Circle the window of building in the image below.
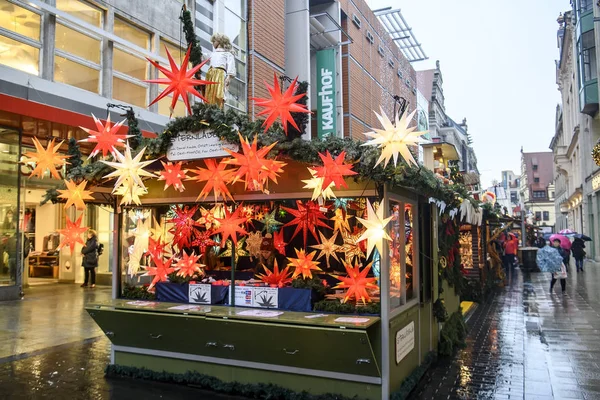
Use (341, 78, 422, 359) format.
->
(579, 0, 593, 14)
(580, 30, 597, 83)
(543, 211, 549, 221)
(533, 191, 546, 198)
(222, 3, 247, 112)
(389, 200, 418, 311)
(534, 177, 540, 183)
(366, 31, 374, 44)
(532, 165, 538, 171)
(56, 0, 102, 26)
(114, 17, 150, 49)
(535, 211, 541, 221)
(0, 0, 41, 75)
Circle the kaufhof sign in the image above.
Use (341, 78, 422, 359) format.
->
(316, 48, 337, 139)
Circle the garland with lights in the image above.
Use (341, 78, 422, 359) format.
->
(593, 139, 600, 167)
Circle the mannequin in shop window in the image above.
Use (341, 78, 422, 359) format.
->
(81, 229, 99, 288)
(204, 33, 236, 108)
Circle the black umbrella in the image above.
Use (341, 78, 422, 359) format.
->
(574, 233, 592, 241)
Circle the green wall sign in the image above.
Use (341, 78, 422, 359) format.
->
(316, 48, 337, 139)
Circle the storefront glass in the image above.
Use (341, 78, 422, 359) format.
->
(0, 128, 20, 287)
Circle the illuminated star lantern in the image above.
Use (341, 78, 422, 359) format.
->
(169, 205, 201, 250)
(150, 217, 173, 243)
(102, 145, 155, 204)
(334, 261, 379, 305)
(79, 114, 130, 158)
(114, 180, 148, 206)
(174, 251, 205, 278)
(57, 179, 94, 210)
(23, 137, 69, 179)
(222, 133, 282, 192)
(333, 198, 351, 213)
(357, 200, 393, 257)
(331, 208, 352, 234)
(256, 259, 293, 287)
(145, 237, 166, 261)
(214, 206, 247, 248)
(245, 231, 263, 259)
(57, 214, 87, 252)
(282, 200, 331, 247)
(191, 230, 217, 255)
(339, 229, 366, 264)
(145, 45, 215, 115)
(251, 73, 311, 135)
(313, 150, 357, 190)
(273, 229, 287, 255)
(261, 209, 283, 233)
(302, 168, 336, 201)
(198, 205, 222, 230)
(187, 159, 235, 202)
(144, 257, 175, 290)
(310, 231, 341, 269)
(156, 161, 187, 192)
(287, 248, 322, 280)
(219, 238, 249, 263)
(361, 108, 429, 167)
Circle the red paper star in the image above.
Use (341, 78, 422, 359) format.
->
(145, 257, 175, 289)
(272, 229, 287, 255)
(145, 237, 166, 260)
(251, 74, 311, 134)
(222, 133, 282, 192)
(57, 214, 87, 252)
(287, 248, 322, 280)
(79, 114, 130, 158)
(169, 205, 200, 250)
(313, 151, 357, 190)
(174, 251, 204, 278)
(256, 259, 293, 287)
(156, 161, 187, 192)
(145, 45, 216, 115)
(214, 206, 247, 248)
(282, 200, 331, 247)
(334, 261, 379, 305)
(192, 230, 217, 254)
(187, 159, 236, 201)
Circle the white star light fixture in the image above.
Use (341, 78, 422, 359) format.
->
(356, 200, 393, 257)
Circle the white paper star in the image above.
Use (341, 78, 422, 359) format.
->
(102, 144, 155, 203)
(356, 200, 393, 257)
(302, 168, 336, 201)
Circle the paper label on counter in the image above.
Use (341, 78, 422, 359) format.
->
(236, 310, 283, 318)
(334, 317, 370, 324)
(305, 314, 328, 319)
(168, 305, 204, 311)
(126, 301, 158, 307)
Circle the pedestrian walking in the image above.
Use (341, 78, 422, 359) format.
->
(535, 233, 546, 249)
(81, 229, 99, 288)
(551, 239, 568, 293)
(571, 237, 586, 272)
(503, 233, 518, 272)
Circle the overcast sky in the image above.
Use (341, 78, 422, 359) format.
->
(367, 0, 568, 187)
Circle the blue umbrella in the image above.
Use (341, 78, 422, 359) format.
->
(574, 233, 592, 241)
(536, 246, 563, 273)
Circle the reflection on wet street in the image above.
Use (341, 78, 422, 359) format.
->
(410, 261, 600, 399)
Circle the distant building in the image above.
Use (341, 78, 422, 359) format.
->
(500, 170, 521, 214)
(520, 151, 556, 231)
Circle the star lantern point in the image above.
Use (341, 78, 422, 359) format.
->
(187, 159, 235, 202)
(174, 251, 205, 278)
(168, 205, 201, 250)
(144, 257, 175, 290)
(282, 200, 330, 248)
(310, 231, 341, 269)
(256, 259, 293, 287)
(302, 168, 336, 201)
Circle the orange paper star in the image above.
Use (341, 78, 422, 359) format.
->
(156, 161, 187, 192)
(23, 138, 69, 179)
(313, 150, 357, 190)
(57, 179, 94, 210)
(310, 231, 340, 269)
(145, 45, 216, 115)
(330, 208, 352, 233)
(251, 74, 311, 135)
(145, 257, 175, 289)
(334, 261, 379, 305)
(282, 200, 331, 247)
(256, 259, 293, 287)
(214, 206, 247, 248)
(79, 114, 130, 158)
(174, 251, 205, 278)
(57, 214, 87, 252)
(169, 205, 201, 250)
(273, 229, 287, 255)
(187, 159, 236, 201)
(287, 248, 322, 280)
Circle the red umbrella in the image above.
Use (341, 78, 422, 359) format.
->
(550, 234, 571, 250)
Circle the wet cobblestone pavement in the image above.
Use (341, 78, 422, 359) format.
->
(410, 261, 600, 400)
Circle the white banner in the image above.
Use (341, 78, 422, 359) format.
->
(167, 130, 239, 161)
(189, 283, 212, 304)
(395, 321, 415, 364)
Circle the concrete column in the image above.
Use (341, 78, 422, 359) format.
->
(101, 8, 115, 99)
(285, 0, 311, 140)
(41, 0, 56, 80)
(150, 34, 160, 113)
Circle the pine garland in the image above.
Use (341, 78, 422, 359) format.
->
(438, 310, 467, 356)
(179, 5, 202, 69)
(127, 108, 143, 151)
(287, 80, 310, 139)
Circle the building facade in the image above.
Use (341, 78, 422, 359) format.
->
(520, 151, 556, 232)
(500, 170, 521, 215)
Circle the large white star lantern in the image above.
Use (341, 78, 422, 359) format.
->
(356, 200, 393, 257)
(101, 144, 155, 205)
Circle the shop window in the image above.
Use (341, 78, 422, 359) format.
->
(54, 24, 101, 93)
(543, 211, 550, 221)
(55, 0, 102, 27)
(579, 0, 593, 14)
(533, 190, 546, 198)
(532, 165, 538, 171)
(418, 203, 432, 303)
(113, 77, 147, 108)
(0, 0, 41, 75)
(389, 199, 417, 310)
(404, 204, 415, 301)
(0, 128, 20, 287)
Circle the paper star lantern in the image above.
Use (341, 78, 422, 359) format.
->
(214, 206, 247, 248)
(357, 200, 393, 257)
(188, 159, 236, 202)
(302, 168, 336, 201)
(245, 231, 263, 259)
(331, 208, 352, 234)
(198, 205, 222, 230)
(57, 214, 87, 252)
(361, 108, 428, 167)
(174, 251, 205, 278)
(150, 217, 173, 243)
(333, 198, 351, 213)
(192, 230, 217, 255)
(273, 229, 287, 255)
(334, 261, 378, 305)
(256, 259, 293, 287)
(251, 73, 311, 134)
(79, 114, 130, 158)
(23, 137, 69, 179)
(222, 133, 282, 192)
(144, 257, 175, 289)
(282, 200, 331, 247)
(219, 237, 249, 263)
(339, 229, 366, 264)
(102, 145, 155, 204)
(145, 45, 215, 115)
(169, 205, 200, 250)
(57, 179, 94, 210)
(313, 151, 357, 190)
(156, 161, 187, 192)
(287, 248, 322, 280)
(114, 180, 148, 206)
(310, 231, 340, 269)
(261, 209, 283, 233)
(145, 237, 166, 260)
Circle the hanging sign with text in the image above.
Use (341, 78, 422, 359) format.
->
(316, 48, 337, 139)
(167, 130, 239, 161)
(395, 321, 415, 364)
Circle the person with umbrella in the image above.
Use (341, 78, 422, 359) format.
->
(571, 236, 588, 272)
(537, 242, 567, 294)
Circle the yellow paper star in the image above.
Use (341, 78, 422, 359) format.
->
(245, 231, 263, 259)
(330, 208, 352, 233)
(361, 107, 428, 167)
(23, 138, 69, 179)
(150, 217, 173, 243)
(114, 179, 148, 206)
(102, 144, 155, 198)
(339, 229, 366, 264)
(287, 248, 322, 279)
(57, 179, 94, 210)
(356, 200, 393, 257)
(302, 168, 336, 200)
(219, 237, 249, 263)
(310, 231, 340, 269)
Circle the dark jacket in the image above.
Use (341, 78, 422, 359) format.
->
(571, 239, 586, 259)
(556, 246, 570, 265)
(81, 237, 99, 268)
